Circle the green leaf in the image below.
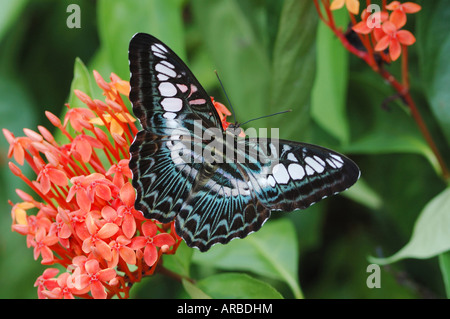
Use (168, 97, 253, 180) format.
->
(163, 242, 193, 278)
(439, 251, 450, 298)
(0, 0, 28, 42)
(311, 10, 349, 144)
(344, 71, 438, 172)
(53, 58, 93, 143)
(343, 178, 383, 211)
(370, 187, 450, 265)
(192, 219, 302, 298)
(196, 273, 283, 299)
(182, 278, 212, 299)
(269, 0, 318, 139)
(97, 0, 186, 79)
(191, 0, 271, 124)
(68, 57, 94, 109)
(416, 0, 450, 145)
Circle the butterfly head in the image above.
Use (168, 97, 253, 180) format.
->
(226, 122, 244, 137)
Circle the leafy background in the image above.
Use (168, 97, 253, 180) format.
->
(0, 0, 449, 298)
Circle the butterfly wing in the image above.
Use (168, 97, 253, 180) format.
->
(171, 135, 360, 251)
(128, 32, 223, 135)
(238, 137, 361, 211)
(129, 33, 223, 222)
(175, 157, 270, 252)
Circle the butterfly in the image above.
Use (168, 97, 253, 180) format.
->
(128, 33, 360, 252)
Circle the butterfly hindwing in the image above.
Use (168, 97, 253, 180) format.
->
(238, 138, 361, 212)
(175, 160, 270, 252)
(129, 130, 198, 222)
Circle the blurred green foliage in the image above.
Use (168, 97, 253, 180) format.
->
(0, 0, 449, 299)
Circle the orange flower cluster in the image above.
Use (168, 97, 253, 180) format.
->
(4, 72, 182, 299)
(351, 1, 421, 61)
(327, 0, 421, 62)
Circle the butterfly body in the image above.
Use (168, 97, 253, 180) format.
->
(128, 33, 360, 251)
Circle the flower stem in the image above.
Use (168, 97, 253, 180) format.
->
(313, 2, 450, 181)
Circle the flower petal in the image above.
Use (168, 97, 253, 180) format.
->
(90, 281, 107, 299)
(397, 30, 416, 45)
(402, 2, 421, 13)
(330, 0, 345, 11)
(142, 221, 157, 237)
(119, 246, 136, 265)
(352, 21, 372, 34)
(76, 188, 91, 212)
(97, 222, 119, 238)
(389, 10, 407, 29)
(120, 183, 135, 207)
(346, 0, 359, 15)
(98, 268, 116, 282)
(382, 21, 397, 35)
(85, 259, 101, 275)
(385, 1, 401, 10)
(48, 168, 68, 186)
(389, 38, 402, 61)
(130, 236, 147, 250)
(75, 138, 92, 163)
(101, 206, 117, 222)
(153, 233, 176, 247)
(96, 239, 113, 261)
(122, 213, 136, 238)
(374, 36, 390, 52)
(144, 244, 158, 267)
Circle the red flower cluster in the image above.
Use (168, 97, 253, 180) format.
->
(4, 72, 184, 299)
(351, 1, 421, 61)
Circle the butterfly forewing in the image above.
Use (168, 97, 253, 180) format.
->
(129, 33, 223, 135)
(128, 32, 361, 252)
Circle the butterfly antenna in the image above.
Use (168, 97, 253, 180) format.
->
(240, 109, 292, 126)
(214, 70, 237, 124)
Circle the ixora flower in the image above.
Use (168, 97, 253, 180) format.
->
(374, 19, 416, 61)
(3, 70, 235, 299)
(385, 1, 421, 27)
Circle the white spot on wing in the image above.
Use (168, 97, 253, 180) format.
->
(305, 156, 325, 173)
(287, 153, 298, 162)
(154, 43, 168, 53)
(155, 63, 177, 78)
(326, 158, 337, 168)
(313, 155, 326, 166)
(151, 44, 164, 54)
(330, 154, 343, 163)
(305, 165, 315, 176)
(153, 52, 165, 59)
(288, 163, 305, 180)
(161, 98, 182, 112)
(163, 112, 176, 119)
(158, 82, 177, 97)
(160, 60, 175, 69)
(331, 158, 343, 168)
(157, 74, 169, 81)
(272, 164, 290, 184)
(267, 175, 276, 187)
